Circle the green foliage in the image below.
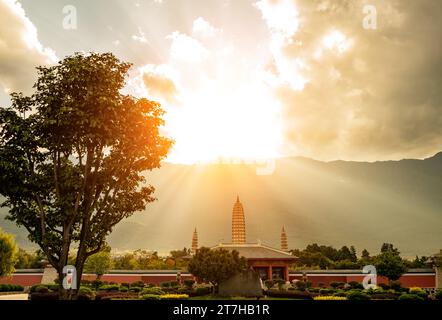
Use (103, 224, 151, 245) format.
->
(0, 52, 173, 298)
(140, 287, 165, 295)
(348, 281, 364, 290)
(79, 286, 95, 299)
(398, 293, 424, 301)
(294, 280, 307, 291)
(0, 228, 17, 276)
(330, 281, 344, 289)
(130, 281, 145, 288)
(264, 280, 274, 289)
(374, 247, 406, 282)
(435, 290, 442, 300)
(14, 248, 45, 269)
(194, 285, 212, 296)
(319, 288, 333, 295)
(188, 247, 248, 288)
(346, 290, 371, 300)
(119, 286, 129, 292)
(183, 279, 195, 288)
(389, 280, 402, 291)
(84, 250, 113, 278)
(33, 285, 49, 293)
(0, 284, 24, 292)
(129, 287, 142, 293)
(98, 284, 120, 292)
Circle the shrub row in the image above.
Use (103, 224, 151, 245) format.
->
(0, 284, 24, 292)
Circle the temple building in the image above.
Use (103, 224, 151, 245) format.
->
(192, 196, 297, 281)
(232, 196, 246, 244)
(191, 228, 198, 254)
(281, 226, 288, 251)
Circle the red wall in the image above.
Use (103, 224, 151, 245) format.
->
(0, 274, 43, 286)
(1, 271, 435, 288)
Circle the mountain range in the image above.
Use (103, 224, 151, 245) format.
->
(1, 152, 441, 257)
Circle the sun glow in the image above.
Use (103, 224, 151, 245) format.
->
(164, 83, 283, 164)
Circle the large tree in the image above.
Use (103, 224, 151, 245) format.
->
(188, 247, 247, 293)
(374, 244, 406, 282)
(0, 52, 172, 299)
(0, 228, 18, 276)
(84, 249, 113, 280)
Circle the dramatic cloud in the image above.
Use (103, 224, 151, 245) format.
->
(140, 64, 179, 104)
(192, 17, 221, 38)
(257, 0, 442, 161)
(0, 0, 57, 94)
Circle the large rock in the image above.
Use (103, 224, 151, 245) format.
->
(218, 270, 264, 297)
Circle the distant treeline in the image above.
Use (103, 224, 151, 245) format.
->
(15, 243, 430, 271)
(289, 243, 429, 270)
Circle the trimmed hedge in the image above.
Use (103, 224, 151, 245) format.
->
(398, 294, 424, 301)
(346, 290, 371, 300)
(266, 289, 313, 300)
(140, 287, 165, 296)
(0, 284, 24, 292)
(98, 284, 120, 292)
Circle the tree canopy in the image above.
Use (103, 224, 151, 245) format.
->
(0, 228, 18, 276)
(188, 247, 247, 290)
(0, 52, 173, 298)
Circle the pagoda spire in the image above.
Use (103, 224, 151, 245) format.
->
(281, 226, 288, 251)
(191, 228, 198, 254)
(232, 196, 246, 244)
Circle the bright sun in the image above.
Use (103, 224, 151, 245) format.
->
(164, 83, 283, 164)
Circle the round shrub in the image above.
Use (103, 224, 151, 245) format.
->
(98, 284, 119, 292)
(390, 281, 402, 292)
(330, 282, 345, 289)
(348, 281, 364, 290)
(160, 281, 171, 288)
(130, 281, 145, 288)
(408, 287, 427, 298)
(319, 288, 331, 295)
(79, 287, 95, 299)
(119, 286, 129, 292)
(347, 291, 371, 300)
(183, 279, 195, 288)
(398, 294, 424, 301)
(140, 287, 165, 296)
(194, 285, 212, 296)
(295, 281, 307, 291)
(0, 284, 22, 292)
(129, 286, 142, 293)
(35, 285, 49, 293)
(435, 290, 442, 300)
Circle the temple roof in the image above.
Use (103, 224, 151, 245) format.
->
(212, 243, 297, 260)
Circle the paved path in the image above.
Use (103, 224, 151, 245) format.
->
(0, 293, 28, 300)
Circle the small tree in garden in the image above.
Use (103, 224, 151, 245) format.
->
(188, 247, 247, 293)
(374, 244, 406, 284)
(84, 249, 113, 280)
(0, 52, 173, 299)
(0, 228, 18, 276)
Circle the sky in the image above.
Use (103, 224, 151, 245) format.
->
(0, 0, 441, 163)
